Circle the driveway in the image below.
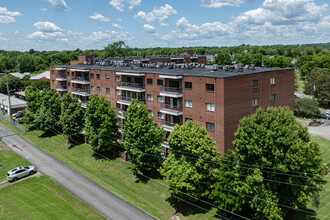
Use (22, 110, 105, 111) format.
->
(0, 124, 155, 220)
(299, 119, 330, 140)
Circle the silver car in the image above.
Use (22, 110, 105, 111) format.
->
(7, 166, 36, 182)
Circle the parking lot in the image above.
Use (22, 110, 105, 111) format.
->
(299, 119, 330, 140)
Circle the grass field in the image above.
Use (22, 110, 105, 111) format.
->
(0, 120, 218, 219)
(0, 144, 105, 220)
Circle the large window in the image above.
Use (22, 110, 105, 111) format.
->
(116, 90, 120, 95)
(147, 78, 153, 85)
(270, 77, 275, 85)
(206, 84, 214, 91)
(105, 75, 110, 80)
(206, 122, 215, 131)
(206, 103, 215, 111)
(91, 86, 95, 91)
(185, 100, 192, 108)
(252, 98, 258, 106)
(158, 112, 164, 119)
(252, 80, 258, 87)
(270, 94, 275, 101)
(157, 96, 163, 102)
(97, 86, 101, 92)
(115, 76, 120, 82)
(147, 94, 153, 101)
(106, 88, 110, 93)
(157, 79, 163, 86)
(96, 74, 100, 79)
(185, 82, 192, 89)
(148, 110, 153, 116)
(90, 73, 94, 78)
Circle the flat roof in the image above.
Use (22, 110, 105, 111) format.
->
(51, 64, 293, 79)
(0, 93, 26, 108)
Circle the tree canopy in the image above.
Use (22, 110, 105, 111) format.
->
(23, 85, 41, 124)
(304, 68, 330, 102)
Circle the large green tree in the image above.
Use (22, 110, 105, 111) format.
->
(0, 75, 23, 95)
(84, 94, 119, 152)
(33, 89, 61, 132)
(304, 68, 330, 102)
(122, 99, 165, 174)
(60, 93, 84, 144)
(23, 85, 41, 124)
(159, 120, 219, 203)
(210, 107, 326, 219)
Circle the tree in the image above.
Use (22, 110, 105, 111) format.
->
(33, 89, 61, 132)
(304, 68, 330, 103)
(159, 120, 219, 203)
(122, 99, 165, 174)
(84, 94, 119, 152)
(294, 97, 320, 118)
(211, 107, 326, 219)
(103, 41, 131, 58)
(60, 93, 84, 144)
(214, 52, 232, 65)
(23, 85, 41, 124)
(0, 75, 23, 95)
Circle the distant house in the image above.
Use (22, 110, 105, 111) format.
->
(29, 71, 50, 81)
(0, 93, 26, 115)
(10, 72, 24, 79)
(14, 91, 25, 100)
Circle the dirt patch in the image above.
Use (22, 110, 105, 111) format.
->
(0, 172, 43, 189)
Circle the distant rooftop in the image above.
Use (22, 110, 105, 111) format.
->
(10, 72, 24, 79)
(30, 71, 50, 80)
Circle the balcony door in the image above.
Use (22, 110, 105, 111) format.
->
(169, 80, 179, 88)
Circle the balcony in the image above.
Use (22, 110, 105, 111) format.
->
(81, 101, 87, 108)
(160, 103, 183, 116)
(160, 86, 183, 98)
(71, 76, 90, 84)
(116, 95, 145, 106)
(116, 82, 146, 93)
(160, 120, 182, 131)
(71, 88, 91, 96)
(56, 85, 67, 92)
(56, 74, 67, 81)
(117, 110, 126, 119)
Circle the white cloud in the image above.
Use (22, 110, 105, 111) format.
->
(143, 24, 156, 33)
(85, 30, 135, 43)
(27, 31, 66, 41)
(66, 30, 83, 36)
(134, 4, 177, 25)
(201, 0, 254, 8)
(47, 0, 70, 12)
(109, 0, 141, 12)
(33, 22, 63, 32)
(112, 23, 123, 29)
(89, 13, 110, 22)
(40, 8, 47, 11)
(0, 7, 23, 24)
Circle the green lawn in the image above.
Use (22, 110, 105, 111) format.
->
(0, 145, 104, 220)
(0, 120, 218, 219)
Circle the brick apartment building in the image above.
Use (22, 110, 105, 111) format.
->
(50, 55, 294, 155)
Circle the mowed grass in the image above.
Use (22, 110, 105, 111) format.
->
(0, 120, 218, 219)
(0, 147, 104, 220)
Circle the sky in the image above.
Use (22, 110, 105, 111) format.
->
(0, 0, 330, 51)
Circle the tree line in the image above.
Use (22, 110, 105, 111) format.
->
(23, 87, 327, 219)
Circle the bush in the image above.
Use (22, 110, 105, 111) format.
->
(294, 97, 320, 118)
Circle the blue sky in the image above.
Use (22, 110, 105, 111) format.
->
(0, 0, 329, 51)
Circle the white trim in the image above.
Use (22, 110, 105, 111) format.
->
(118, 114, 125, 119)
(160, 109, 183, 116)
(116, 72, 145, 76)
(71, 91, 90, 97)
(56, 78, 67, 81)
(116, 86, 145, 93)
(171, 57, 184, 60)
(160, 92, 183, 98)
(70, 69, 89, 72)
(55, 67, 66, 70)
(56, 88, 68, 92)
(71, 80, 90, 84)
(161, 125, 174, 132)
(159, 75, 182, 79)
(117, 100, 130, 105)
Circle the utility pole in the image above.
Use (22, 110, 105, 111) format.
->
(4, 65, 11, 115)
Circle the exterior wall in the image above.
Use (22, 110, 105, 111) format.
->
(145, 73, 163, 123)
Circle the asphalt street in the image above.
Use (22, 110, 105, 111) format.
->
(0, 124, 155, 220)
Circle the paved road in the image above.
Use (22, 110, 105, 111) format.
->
(0, 124, 155, 220)
(299, 119, 330, 140)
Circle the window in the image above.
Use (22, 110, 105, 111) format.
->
(270, 77, 275, 85)
(148, 110, 153, 116)
(270, 94, 275, 101)
(52, 70, 54, 74)
(252, 80, 258, 87)
(157, 79, 163, 86)
(147, 94, 153, 101)
(90, 73, 94, 78)
(116, 103, 121, 109)
(147, 78, 153, 85)
(106, 88, 110, 93)
(116, 90, 120, 95)
(115, 76, 120, 82)
(67, 82, 70, 87)
(67, 71, 70, 76)
(252, 98, 258, 106)
(157, 96, 163, 102)
(97, 74, 100, 79)
(185, 82, 192, 89)
(106, 75, 110, 80)
(158, 112, 164, 119)
(72, 72, 74, 76)
(185, 100, 192, 108)
(91, 86, 95, 91)
(97, 86, 101, 92)
(206, 103, 215, 111)
(185, 118, 192, 122)
(206, 122, 215, 131)
(52, 80, 54, 84)
(206, 84, 214, 91)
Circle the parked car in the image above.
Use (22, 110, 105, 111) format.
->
(315, 113, 330, 120)
(325, 110, 330, 114)
(7, 166, 36, 182)
(12, 111, 23, 118)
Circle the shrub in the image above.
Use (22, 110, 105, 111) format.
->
(294, 97, 320, 118)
